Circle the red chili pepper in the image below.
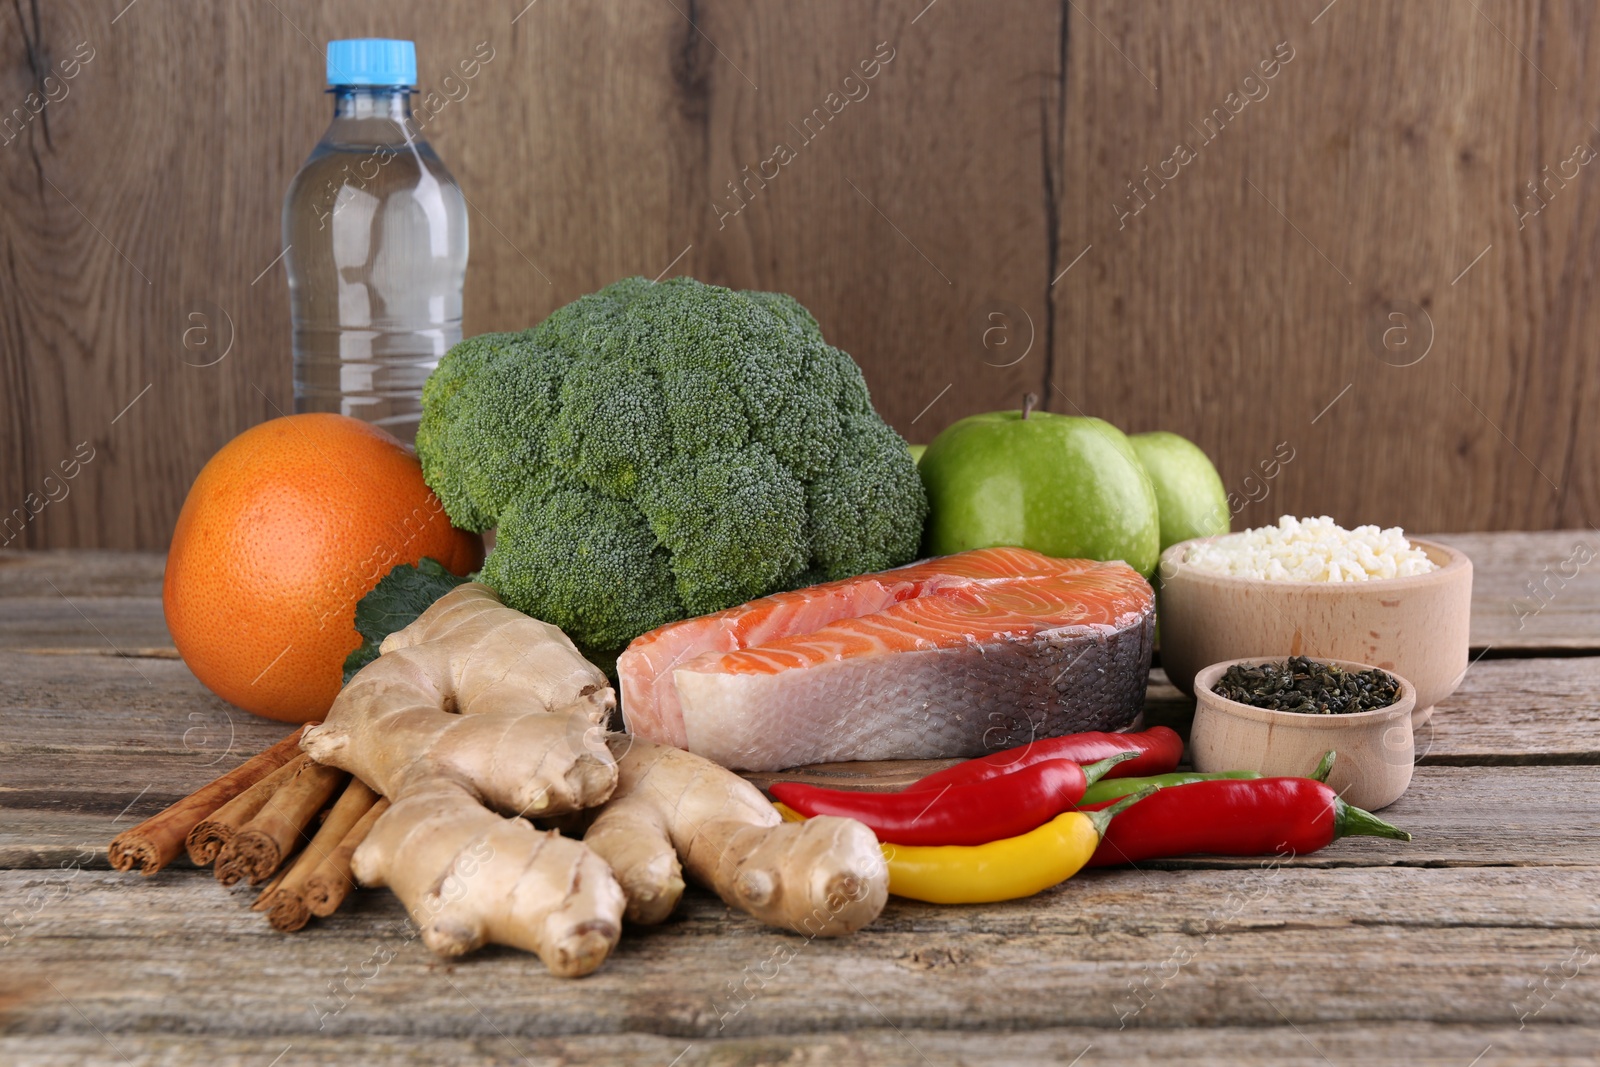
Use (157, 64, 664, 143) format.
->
(908, 726, 1184, 793)
(1082, 776, 1409, 866)
(769, 754, 1133, 847)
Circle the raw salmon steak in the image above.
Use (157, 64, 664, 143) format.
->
(618, 547, 1155, 770)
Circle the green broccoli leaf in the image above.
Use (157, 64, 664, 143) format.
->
(342, 558, 473, 684)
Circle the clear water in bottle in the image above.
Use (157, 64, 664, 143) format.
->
(284, 39, 467, 443)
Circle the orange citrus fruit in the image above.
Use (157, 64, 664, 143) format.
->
(163, 413, 483, 722)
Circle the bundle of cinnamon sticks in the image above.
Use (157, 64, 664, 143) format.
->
(107, 725, 388, 932)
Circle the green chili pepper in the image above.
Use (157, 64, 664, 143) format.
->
(1081, 770, 1262, 805)
(1081, 751, 1336, 806)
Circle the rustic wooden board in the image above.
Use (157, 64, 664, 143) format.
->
(1055, 1, 1600, 534)
(10, 4, 1600, 548)
(1435, 532, 1600, 652)
(1143, 654, 1600, 769)
(10, 532, 1600, 653)
(684, 0, 1057, 446)
(4, 763, 1596, 874)
(0, 0, 1059, 551)
(4, 642, 1599, 867)
(1, 542, 1597, 1062)
(11, 862, 1599, 944)
(3, 866, 1597, 1043)
(7, 649, 1596, 795)
(0, 596, 173, 653)
(752, 763, 1600, 871)
(4, 1024, 1597, 1067)
(1414, 656, 1600, 765)
(0, 550, 166, 597)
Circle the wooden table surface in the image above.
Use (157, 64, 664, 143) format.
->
(3, 533, 1599, 1066)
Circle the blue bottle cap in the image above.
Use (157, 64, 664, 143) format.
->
(326, 39, 417, 87)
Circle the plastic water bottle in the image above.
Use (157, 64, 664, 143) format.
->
(284, 39, 468, 443)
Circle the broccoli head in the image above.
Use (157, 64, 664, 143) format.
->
(416, 276, 927, 661)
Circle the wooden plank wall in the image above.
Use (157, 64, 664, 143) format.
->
(2, 0, 1596, 549)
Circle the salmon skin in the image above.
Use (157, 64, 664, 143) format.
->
(619, 547, 1155, 771)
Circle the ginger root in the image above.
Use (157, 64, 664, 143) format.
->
(584, 737, 886, 935)
(302, 582, 887, 977)
(303, 583, 624, 976)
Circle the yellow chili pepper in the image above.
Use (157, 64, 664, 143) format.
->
(774, 789, 1155, 904)
(879, 787, 1155, 904)
(774, 802, 806, 823)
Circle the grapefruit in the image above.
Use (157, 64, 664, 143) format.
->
(164, 413, 483, 722)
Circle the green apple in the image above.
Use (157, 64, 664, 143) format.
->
(1129, 431, 1229, 551)
(919, 409, 1161, 576)
(907, 443, 927, 465)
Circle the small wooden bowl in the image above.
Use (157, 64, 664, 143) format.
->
(1190, 657, 1415, 810)
(1158, 537, 1472, 727)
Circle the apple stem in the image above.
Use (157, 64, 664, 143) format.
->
(1022, 392, 1037, 420)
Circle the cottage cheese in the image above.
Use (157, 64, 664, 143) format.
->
(1183, 515, 1437, 582)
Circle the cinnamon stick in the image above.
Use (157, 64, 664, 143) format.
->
(265, 778, 381, 932)
(252, 863, 293, 912)
(189, 754, 310, 866)
(215, 761, 348, 886)
(107, 726, 308, 876)
(305, 796, 390, 918)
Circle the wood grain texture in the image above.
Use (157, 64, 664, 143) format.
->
(2, 546, 1598, 1062)
(5, 646, 1598, 784)
(5, 636, 1599, 869)
(14, 862, 1597, 951)
(0, 0, 1059, 550)
(3, 866, 1598, 1043)
(1054, 1, 1600, 535)
(1436, 531, 1600, 651)
(3, 1026, 1598, 1067)
(0, 550, 165, 596)
(0, 597, 172, 652)
(7, 762, 1594, 873)
(3, 530, 1599, 654)
(8, 3, 1599, 549)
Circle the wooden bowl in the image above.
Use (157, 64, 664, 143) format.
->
(1190, 657, 1416, 810)
(1157, 537, 1472, 727)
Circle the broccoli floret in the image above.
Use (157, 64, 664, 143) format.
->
(417, 276, 928, 659)
(639, 446, 808, 615)
(805, 413, 927, 580)
(416, 331, 567, 531)
(483, 473, 684, 656)
(549, 351, 668, 498)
